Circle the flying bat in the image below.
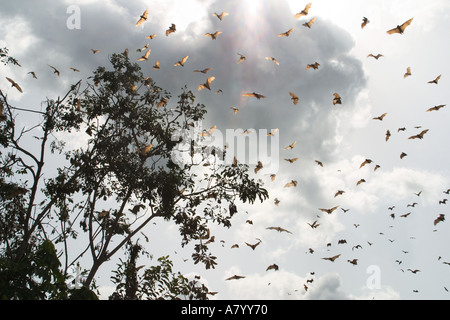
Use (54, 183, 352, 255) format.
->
(48, 65, 60, 76)
(306, 62, 320, 70)
(407, 269, 420, 274)
(348, 259, 358, 265)
(322, 254, 341, 262)
(360, 158, 373, 168)
(174, 55, 189, 67)
(193, 68, 211, 74)
(428, 74, 441, 84)
(338, 239, 347, 245)
(386, 17, 413, 34)
(386, 130, 391, 141)
(356, 178, 366, 186)
(205, 31, 222, 40)
(333, 93, 341, 105)
(307, 220, 320, 229)
(361, 17, 370, 29)
(5, 77, 23, 93)
(434, 214, 445, 226)
(166, 23, 176, 36)
(137, 49, 151, 61)
(267, 128, 279, 136)
(373, 113, 387, 120)
(265, 56, 279, 65)
(315, 160, 323, 167)
(136, 9, 149, 27)
(367, 53, 384, 60)
(198, 76, 215, 91)
(69, 67, 80, 72)
(284, 141, 296, 150)
(242, 92, 266, 99)
(408, 129, 429, 139)
(90, 49, 100, 54)
(404, 67, 412, 78)
(334, 190, 345, 197)
(266, 264, 279, 271)
(319, 206, 339, 214)
(266, 226, 292, 234)
(303, 17, 316, 28)
(230, 106, 239, 114)
(28, 71, 37, 79)
(278, 28, 294, 37)
(289, 92, 299, 105)
(237, 53, 246, 64)
(284, 180, 298, 188)
(294, 3, 312, 19)
(254, 161, 263, 174)
(426, 104, 445, 112)
(200, 125, 217, 137)
(153, 61, 160, 70)
(213, 12, 229, 21)
(226, 275, 246, 281)
(245, 239, 262, 250)
(284, 158, 298, 163)
(400, 152, 407, 159)
(146, 34, 157, 39)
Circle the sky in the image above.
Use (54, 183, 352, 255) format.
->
(1, 0, 450, 300)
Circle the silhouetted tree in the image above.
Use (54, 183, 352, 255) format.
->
(0, 49, 268, 299)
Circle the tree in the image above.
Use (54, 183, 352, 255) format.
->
(0, 49, 268, 299)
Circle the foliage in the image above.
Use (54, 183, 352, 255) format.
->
(0, 48, 268, 299)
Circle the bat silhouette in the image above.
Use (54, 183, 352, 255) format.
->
(69, 67, 80, 72)
(338, 239, 347, 244)
(153, 61, 160, 70)
(146, 34, 157, 39)
(213, 12, 229, 21)
(428, 74, 441, 84)
(48, 65, 60, 76)
(237, 53, 246, 64)
(333, 93, 342, 105)
(166, 23, 176, 36)
(303, 17, 316, 28)
(407, 202, 418, 207)
(266, 226, 293, 234)
(231, 244, 239, 249)
(193, 68, 211, 74)
(270, 174, 276, 181)
(254, 161, 263, 174)
(174, 56, 189, 67)
(352, 245, 362, 251)
(386, 130, 391, 141)
(306, 62, 320, 70)
(361, 17, 370, 29)
(400, 152, 407, 159)
(341, 208, 350, 213)
(242, 92, 266, 99)
(90, 49, 100, 54)
(284, 158, 298, 163)
(137, 49, 151, 61)
(205, 31, 222, 40)
(274, 198, 280, 206)
(434, 214, 445, 226)
(278, 28, 294, 37)
(307, 220, 320, 229)
(400, 212, 411, 218)
(356, 178, 366, 186)
(28, 71, 37, 79)
(398, 127, 406, 132)
(373, 112, 387, 120)
(368, 54, 384, 60)
(198, 76, 215, 91)
(199, 125, 217, 137)
(284, 180, 297, 188)
(5, 77, 23, 93)
(267, 128, 279, 136)
(319, 206, 339, 214)
(334, 190, 345, 197)
(245, 239, 262, 250)
(294, 3, 312, 19)
(408, 129, 429, 139)
(136, 9, 149, 27)
(226, 275, 245, 281)
(404, 67, 412, 78)
(230, 106, 239, 114)
(289, 92, 299, 105)
(407, 269, 420, 274)
(360, 158, 373, 168)
(137, 43, 149, 52)
(322, 254, 341, 262)
(426, 105, 445, 112)
(266, 264, 279, 271)
(265, 56, 280, 65)
(348, 259, 358, 265)
(386, 17, 413, 34)
(284, 141, 297, 150)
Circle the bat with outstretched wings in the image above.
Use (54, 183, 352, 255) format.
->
(226, 275, 246, 281)
(242, 92, 266, 99)
(166, 23, 176, 36)
(136, 9, 149, 27)
(428, 74, 441, 84)
(408, 129, 429, 139)
(289, 92, 299, 105)
(303, 17, 316, 28)
(333, 93, 341, 105)
(198, 76, 215, 91)
(6, 77, 23, 93)
(294, 3, 312, 19)
(434, 214, 445, 226)
(306, 62, 320, 70)
(426, 104, 445, 112)
(319, 206, 339, 214)
(373, 112, 387, 121)
(387, 17, 413, 34)
(137, 49, 151, 61)
(360, 158, 373, 168)
(266, 264, 279, 271)
(174, 55, 189, 67)
(322, 254, 341, 262)
(213, 12, 229, 21)
(284, 141, 296, 150)
(278, 28, 294, 37)
(367, 53, 384, 60)
(205, 31, 222, 40)
(266, 226, 292, 234)
(284, 180, 297, 188)
(361, 17, 370, 29)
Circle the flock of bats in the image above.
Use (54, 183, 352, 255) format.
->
(2, 2, 448, 298)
